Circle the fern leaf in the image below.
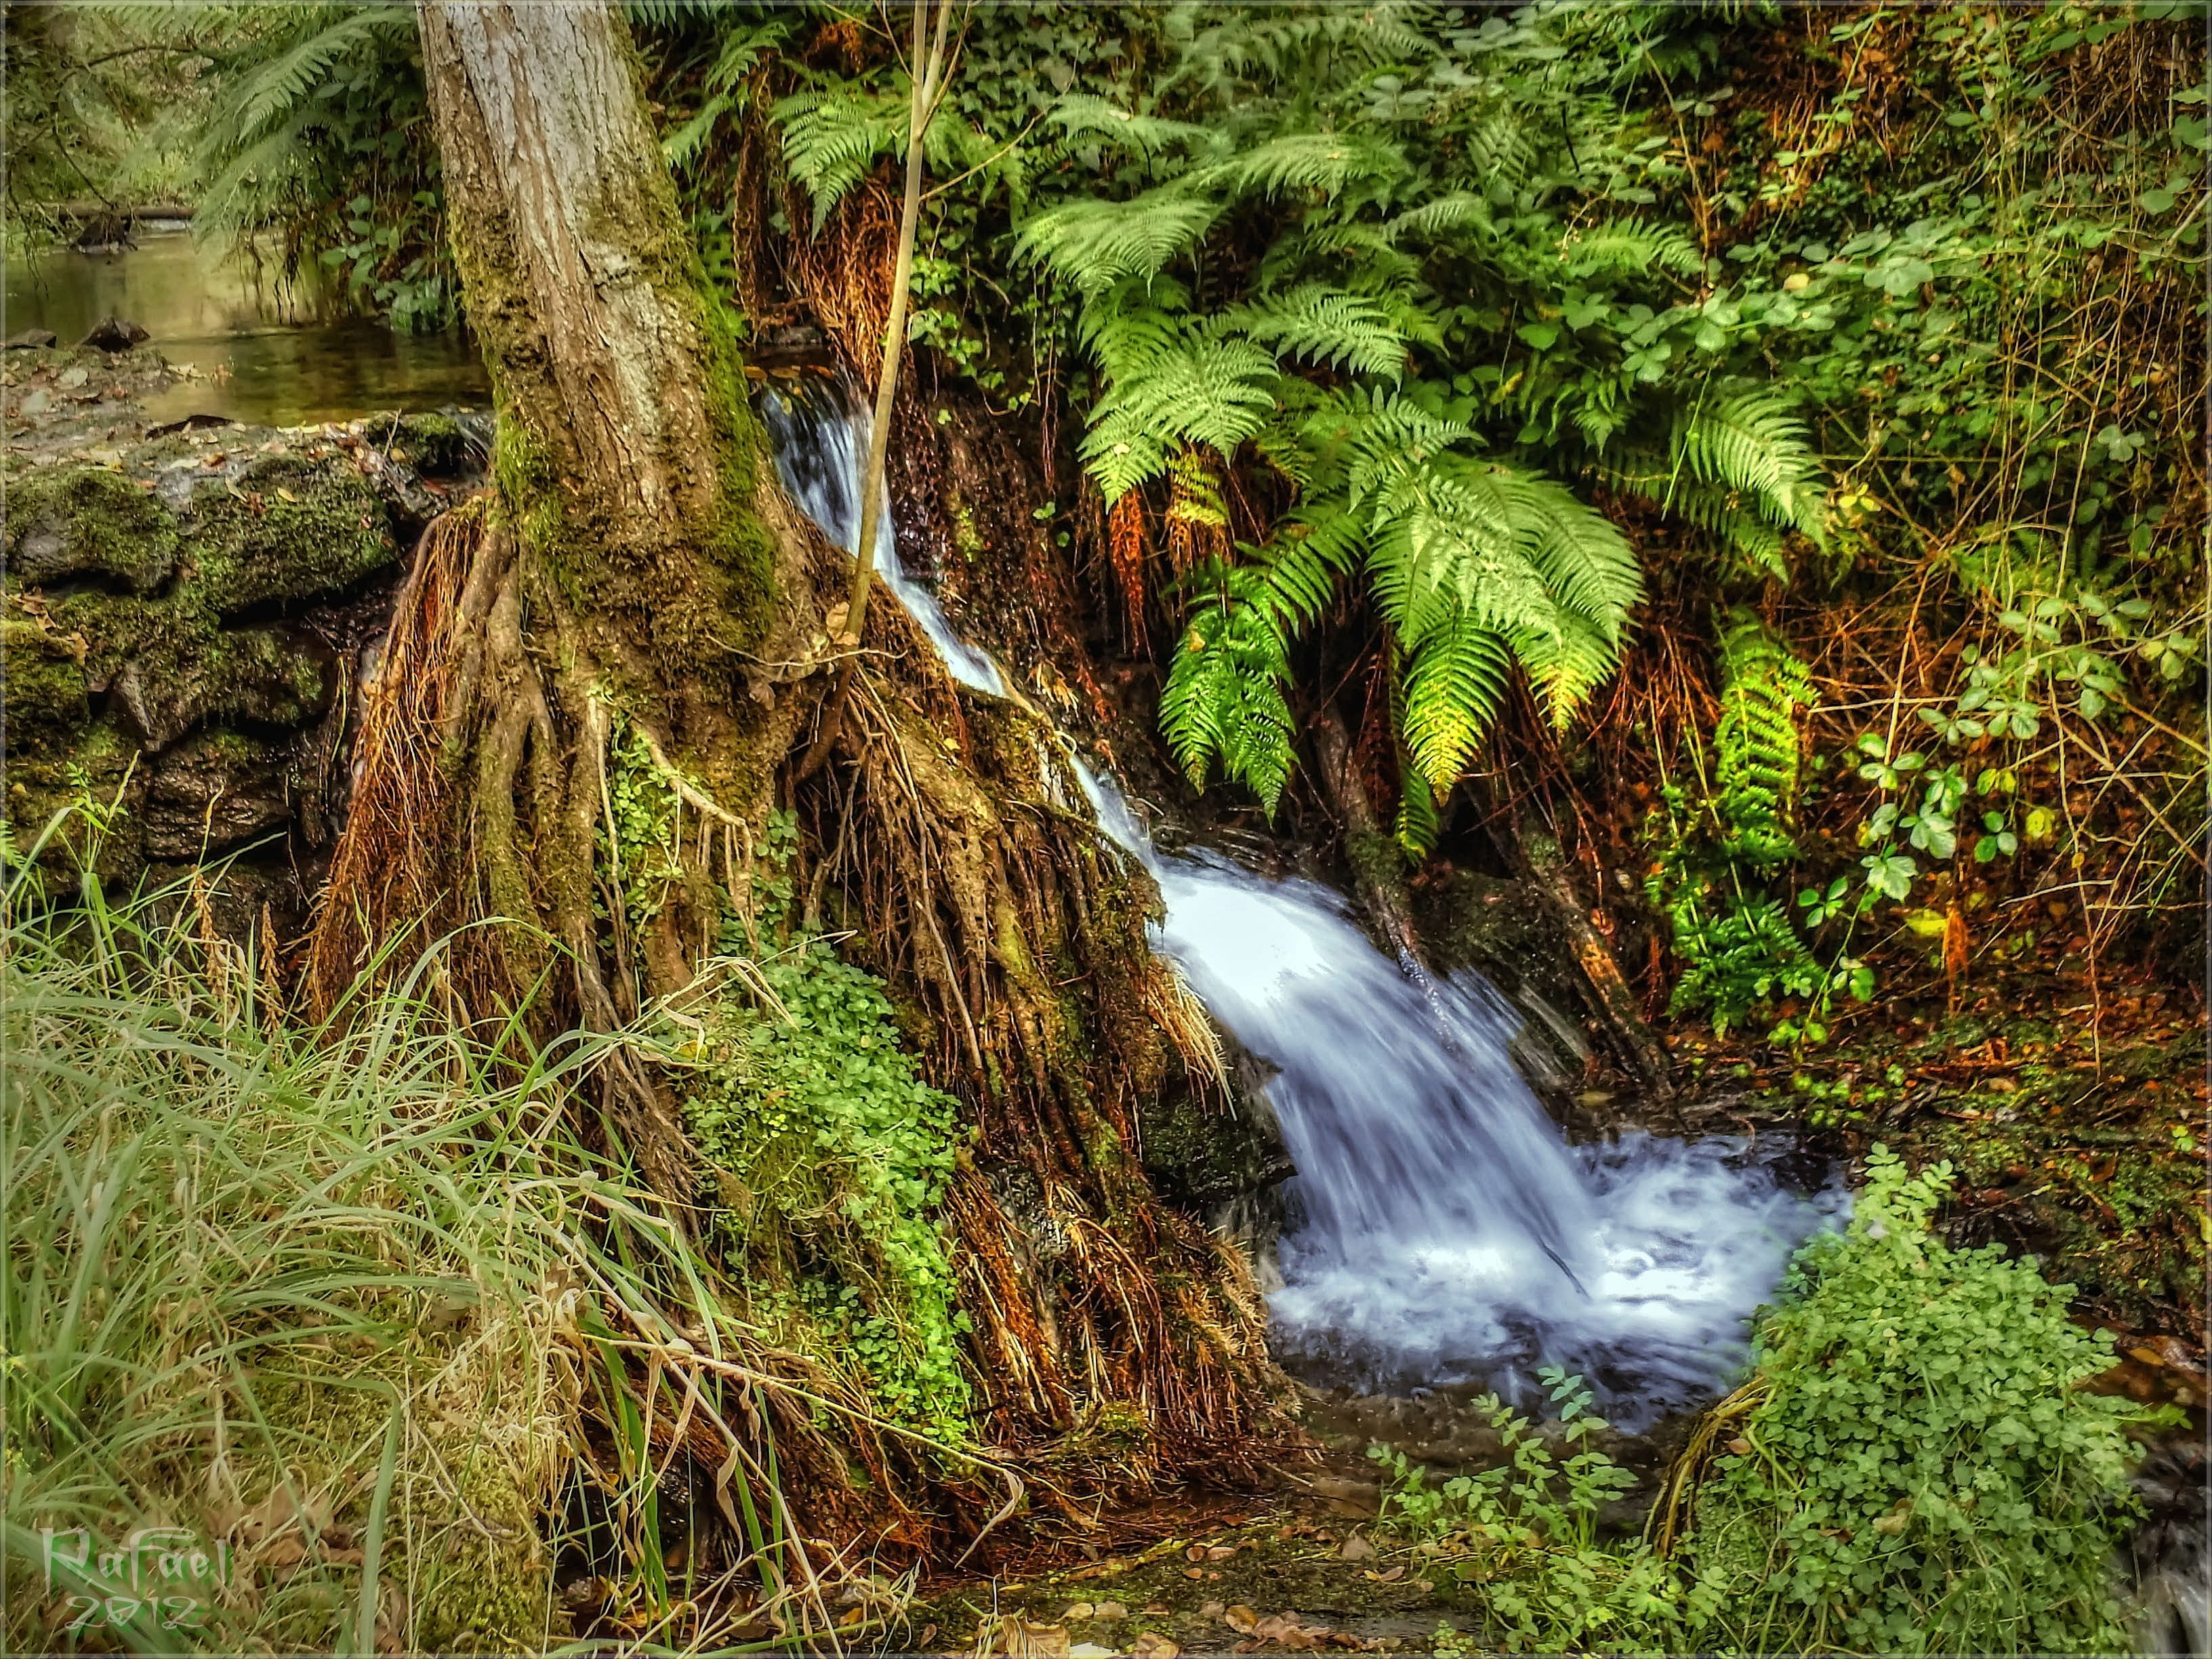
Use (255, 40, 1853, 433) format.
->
(771, 82, 909, 228)
(1217, 283, 1410, 377)
(1561, 222, 1704, 280)
(1219, 132, 1409, 200)
(1016, 187, 1223, 296)
(1712, 607, 1814, 864)
(1673, 386, 1829, 546)
(1046, 94, 1216, 158)
(1396, 606, 1511, 792)
(1161, 583, 1298, 812)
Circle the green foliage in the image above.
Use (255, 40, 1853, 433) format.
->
(680, 940, 972, 1444)
(193, 5, 452, 329)
(0, 816, 798, 1653)
(1712, 609, 1816, 866)
(1370, 1370, 1698, 1652)
(1682, 1147, 2169, 1654)
(1647, 612, 1838, 1033)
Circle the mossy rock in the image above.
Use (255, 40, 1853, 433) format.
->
(1, 617, 91, 743)
(6, 464, 180, 592)
(114, 624, 332, 750)
(362, 411, 478, 476)
(180, 454, 398, 614)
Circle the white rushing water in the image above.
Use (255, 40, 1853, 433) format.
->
(760, 388, 1004, 695)
(768, 386, 1843, 1425)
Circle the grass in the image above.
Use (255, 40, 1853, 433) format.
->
(0, 812, 857, 1654)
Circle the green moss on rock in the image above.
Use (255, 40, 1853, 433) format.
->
(1, 618, 91, 743)
(182, 455, 398, 614)
(6, 465, 180, 592)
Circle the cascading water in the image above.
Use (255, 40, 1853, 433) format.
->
(760, 388, 1004, 696)
(766, 385, 1843, 1425)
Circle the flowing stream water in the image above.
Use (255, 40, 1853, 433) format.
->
(766, 384, 1845, 1425)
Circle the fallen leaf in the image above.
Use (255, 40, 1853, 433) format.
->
(1063, 1603, 1095, 1622)
(1206, 1544, 1236, 1561)
(1225, 1606, 1259, 1634)
(1185, 1545, 1208, 1563)
(1726, 1437, 1754, 1456)
(1092, 1602, 1127, 1620)
(1337, 1532, 1376, 1562)
(1363, 1565, 1405, 1584)
(1197, 1602, 1227, 1620)
(1183, 1567, 1206, 1580)
(1130, 1637, 1179, 1659)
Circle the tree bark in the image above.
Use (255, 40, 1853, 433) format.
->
(315, 0, 815, 1191)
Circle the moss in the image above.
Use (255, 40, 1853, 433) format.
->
(5, 465, 180, 592)
(1, 618, 90, 742)
(181, 454, 398, 614)
(363, 411, 472, 475)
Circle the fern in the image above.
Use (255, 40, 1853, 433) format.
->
(1217, 131, 1409, 200)
(1217, 283, 1410, 377)
(1712, 608, 1814, 865)
(1560, 221, 1704, 280)
(1044, 94, 1216, 159)
(1661, 893, 1821, 1033)
(1017, 186, 1223, 296)
(771, 81, 910, 228)
(1160, 572, 1299, 813)
(1673, 384, 1828, 546)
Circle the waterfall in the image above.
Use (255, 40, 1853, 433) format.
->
(766, 385, 1843, 1425)
(760, 388, 1004, 696)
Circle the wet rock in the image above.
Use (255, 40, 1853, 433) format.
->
(142, 729, 294, 859)
(6, 327, 58, 350)
(6, 464, 181, 591)
(80, 316, 151, 352)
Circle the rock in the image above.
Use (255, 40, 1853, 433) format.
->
(1130, 1637, 1179, 1659)
(1, 618, 91, 741)
(58, 367, 89, 390)
(1337, 1531, 1376, 1561)
(18, 388, 51, 417)
(176, 452, 399, 613)
(113, 625, 332, 752)
(142, 730, 294, 858)
(1090, 1602, 1128, 1621)
(5, 327, 58, 349)
(81, 316, 150, 352)
(7, 464, 181, 591)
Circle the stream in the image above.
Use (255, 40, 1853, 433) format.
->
(5, 226, 487, 426)
(763, 383, 1846, 1428)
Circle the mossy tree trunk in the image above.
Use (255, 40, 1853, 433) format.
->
(311, 0, 815, 1193)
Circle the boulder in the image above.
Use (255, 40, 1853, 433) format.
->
(5, 328, 58, 350)
(80, 316, 151, 352)
(142, 730, 295, 859)
(6, 464, 181, 591)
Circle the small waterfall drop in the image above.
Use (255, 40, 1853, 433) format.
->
(766, 386, 1843, 1424)
(760, 388, 1004, 697)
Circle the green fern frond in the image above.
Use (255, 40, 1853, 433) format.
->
(771, 82, 909, 228)
(1161, 578, 1298, 811)
(1712, 607, 1814, 864)
(1080, 331, 1279, 501)
(1247, 501, 1368, 632)
(1385, 191, 1495, 243)
(1016, 186, 1223, 296)
(1560, 222, 1704, 280)
(1396, 605, 1512, 791)
(1395, 768, 1441, 859)
(1217, 283, 1410, 377)
(1296, 386, 1470, 506)
(1046, 94, 1216, 158)
(1673, 385, 1829, 545)
(1218, 131, 1409, 200)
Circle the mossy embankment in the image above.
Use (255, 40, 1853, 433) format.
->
(4, 399, 489, 923)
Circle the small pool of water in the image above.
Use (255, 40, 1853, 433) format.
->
(5, 227, 490, 427)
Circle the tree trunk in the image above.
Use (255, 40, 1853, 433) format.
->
(312, 0, 815, 1191)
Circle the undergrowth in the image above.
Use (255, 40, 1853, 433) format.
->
(678, 939, 973, 1446)
(0, 813, 836, 1654)
(1373, 1149, 2169, 1656)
